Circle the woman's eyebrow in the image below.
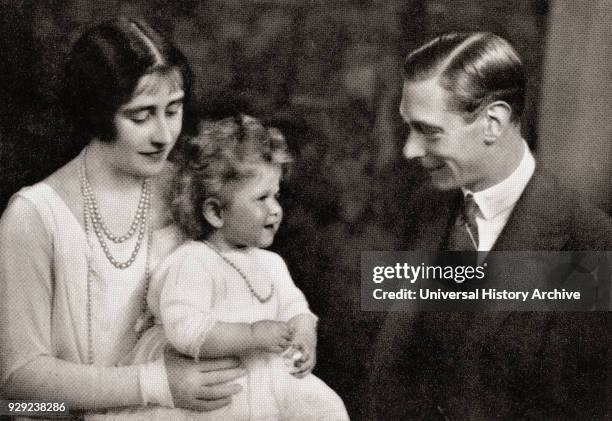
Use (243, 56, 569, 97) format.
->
(168, 91, 185, 102)
(121, 104, 154, 114)
(167, 97, 184, 106)
(121, 97, 185, 113)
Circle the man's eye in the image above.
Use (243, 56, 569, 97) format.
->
(421, 127, 441, 136)
(421, 128, 442, 141)
(412, 123, 441, 137)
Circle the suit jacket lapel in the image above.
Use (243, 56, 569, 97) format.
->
(407, 165, 571, 251)
(492, 165, 571, 251)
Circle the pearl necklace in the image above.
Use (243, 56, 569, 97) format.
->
(79, 150, 153, 364)
(83, 179, 148, 244)
(79, 152, 151, 269)
(203, 241, 274, 303)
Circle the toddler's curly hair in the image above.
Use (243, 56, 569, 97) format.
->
(172, 114, 292, 240)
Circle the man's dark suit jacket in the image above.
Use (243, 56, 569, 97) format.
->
(369, 166, 612, 420)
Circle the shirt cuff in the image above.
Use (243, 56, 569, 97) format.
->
(138, 355, 175, 408)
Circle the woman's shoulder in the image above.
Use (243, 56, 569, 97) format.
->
(4, 157, 80, 219)
(45, 154, 80, 188)
(0, 159, 82, 244)
(43, 155, 83, 211)
(4, 153, 76, 201)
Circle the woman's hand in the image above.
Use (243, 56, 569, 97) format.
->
(251, 320, 294, 353)
(164, 347, 245, 411)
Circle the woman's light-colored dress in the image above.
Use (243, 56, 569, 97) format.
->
(0, 182, 180, 419)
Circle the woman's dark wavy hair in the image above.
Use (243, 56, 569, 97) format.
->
(172, 114, 292, 240)
(404, 32, 526, 123)
(62, 18, 193, 144)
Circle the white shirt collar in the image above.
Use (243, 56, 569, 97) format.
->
(462, 140, 535, 220)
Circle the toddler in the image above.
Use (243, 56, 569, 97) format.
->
(125, 115, 349, 421)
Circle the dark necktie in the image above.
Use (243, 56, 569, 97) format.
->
(448, 193, 480, 251)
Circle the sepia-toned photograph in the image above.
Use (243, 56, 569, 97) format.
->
(1, 1, 610, 419)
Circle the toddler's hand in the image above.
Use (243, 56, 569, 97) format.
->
(288, 342, 316, 378)
(251, 320, 294, 353)
(286, 315, 318, 378)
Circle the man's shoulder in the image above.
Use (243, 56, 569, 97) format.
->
(565, 192, 612, 250)
(519, 166, 612, 250)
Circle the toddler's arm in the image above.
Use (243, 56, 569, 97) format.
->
(159, 251, 293, 359)
(197, 319, 293, 358)
(287, 313, 318, 377)
(265, 251, 319, 376)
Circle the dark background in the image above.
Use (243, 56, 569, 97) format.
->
(0, 0, 579, 419)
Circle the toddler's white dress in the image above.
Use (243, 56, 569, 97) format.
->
(120, 241, 349, 421)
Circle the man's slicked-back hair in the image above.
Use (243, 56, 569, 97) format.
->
(404, 32, 526, 123)
(62, 18, 192, 143)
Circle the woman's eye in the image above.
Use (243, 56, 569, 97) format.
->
(166, 102, 183, 116)
(130, 111, 149, 123)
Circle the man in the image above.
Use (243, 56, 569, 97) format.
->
(399, 32, 612, 252)
(370, 33, 612, 420)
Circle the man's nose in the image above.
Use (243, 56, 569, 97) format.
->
(403, 133, 425, 160)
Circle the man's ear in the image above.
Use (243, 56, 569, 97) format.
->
(483, 101, 512, 144)
(202, 197, 224, 229)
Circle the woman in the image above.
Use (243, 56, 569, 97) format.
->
(0, 18, 243, 417)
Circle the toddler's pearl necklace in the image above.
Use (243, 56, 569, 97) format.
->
(79, 150, 152, 364)
(203, 241, 274, 303)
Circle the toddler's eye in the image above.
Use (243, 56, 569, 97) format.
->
(274, 192, 281, 200)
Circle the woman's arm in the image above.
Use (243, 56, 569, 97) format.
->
(6, 357, 141, 409)
(0, 197, 144, 408)
(7, 347, 245, 412)
(0, 196, 244, 411)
